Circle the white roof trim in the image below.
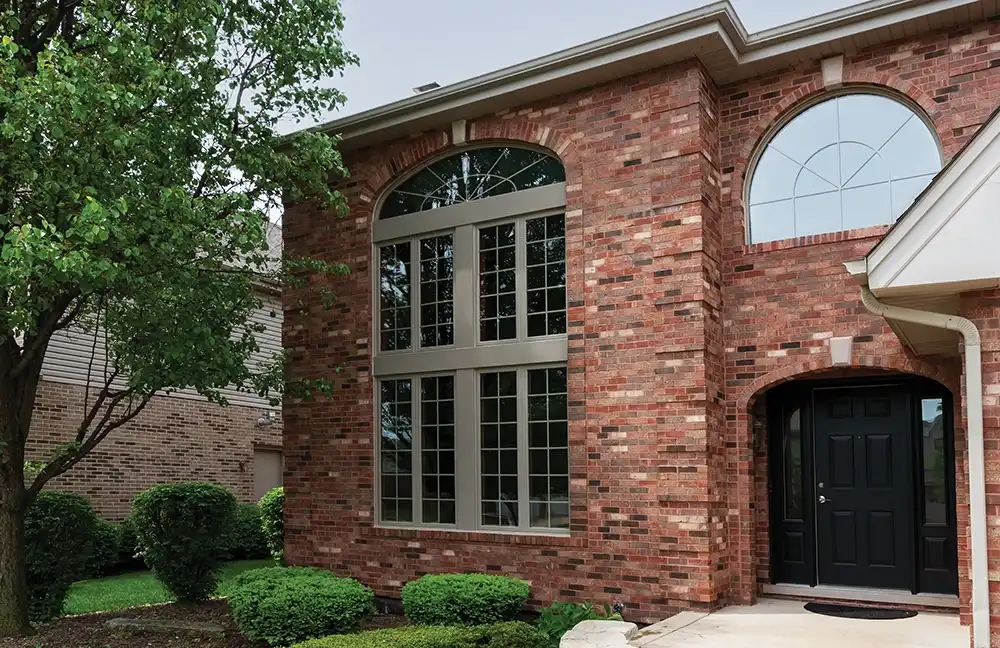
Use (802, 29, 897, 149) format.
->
(311, 0, 983, 147)
(866, 107, 1000, 293)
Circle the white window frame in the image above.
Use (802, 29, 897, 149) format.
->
(372, 145, 569, 535)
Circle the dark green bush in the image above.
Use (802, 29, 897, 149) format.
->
(259, 486, 284, 563)
(24, 491, 99, 621)
(535, 602, 622, 646)
(291, 622, 548, 648)
(85, 517, 122, 578)
(230, 503, 270, 560)
(131, 482, 237, 602)
(402, 574, 530, 626)
(117, 515, 146, 571)
(228, 566, 374, 646)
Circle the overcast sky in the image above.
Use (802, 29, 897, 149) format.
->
(315, 0, 865, 123)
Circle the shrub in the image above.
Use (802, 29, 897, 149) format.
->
(85, 517, 122, 578)
(535, 602, 622, 646)
(402, 574, 530, 626)
(230, 503, 270, 560)
(24, 491, 99, 621)
(117, 515, 146, 571)
(291, 622, 548, 648)
(228, 566, 374, 646)
(259, 486, 284, 563)
(131, 482, 237, 602)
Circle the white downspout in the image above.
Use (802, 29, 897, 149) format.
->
(854, 282, 989, 648)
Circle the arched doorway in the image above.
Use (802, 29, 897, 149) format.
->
(767, 374, 958, 596)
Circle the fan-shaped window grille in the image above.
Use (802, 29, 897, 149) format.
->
(380, 147, 565, 219)
(747, 93, 942, 244)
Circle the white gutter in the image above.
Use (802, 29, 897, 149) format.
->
(849, 274, 989, 648)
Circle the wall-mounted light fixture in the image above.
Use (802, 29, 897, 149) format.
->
(256, 411, 278, 427)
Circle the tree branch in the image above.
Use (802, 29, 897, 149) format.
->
(9, 293, 77, 379)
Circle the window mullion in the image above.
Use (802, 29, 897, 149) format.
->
(516, 367, 530, 530)
(515, 218, 527, 341)
(412, 376, 422, 525)
(455, 369, 477, 530)
(410, 239, 420, 351)
(454, 225, 476, 348)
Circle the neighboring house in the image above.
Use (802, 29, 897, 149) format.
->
(26, 224, 286, 519)
(283, 1, 1000, 646)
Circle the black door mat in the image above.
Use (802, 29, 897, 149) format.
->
(804, 602, 918, 620)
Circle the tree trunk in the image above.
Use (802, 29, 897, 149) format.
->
(0, 400, 30, 637)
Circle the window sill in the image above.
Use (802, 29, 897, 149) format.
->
(742, 225, 890, 255)
(367, 525, 585, 547)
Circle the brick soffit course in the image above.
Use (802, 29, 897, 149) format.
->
(308, 0, 988, 149)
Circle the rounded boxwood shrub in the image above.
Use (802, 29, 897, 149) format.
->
(230, 503, 270, 560)
(402, 574, 530, 626)
(24, 491, 99, 621)
(85, 516, 122, 578)
(228, 566, 374, 646)
(131, 482, 237, 602)
(259, 486, 284, 563)
(290, 622, 547, 648)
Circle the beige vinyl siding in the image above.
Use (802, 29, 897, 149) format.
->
(40, 293, 283, 410)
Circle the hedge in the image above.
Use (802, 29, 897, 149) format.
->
(230, 503, 270, 560)
(259, 486, 284, 563)
(402, 574, 530, 626)
(228, 566, 374, 646)
(85, 516, 121, 578)
(291, 622, 548, 648)
(24, 491, 99, 620)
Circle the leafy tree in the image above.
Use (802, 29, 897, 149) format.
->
(0, 0, 355, 636)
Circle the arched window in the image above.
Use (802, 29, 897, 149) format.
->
(373, 145, 569, 534)
(380, 146, 565, 219)
(747, 93, 942, 244)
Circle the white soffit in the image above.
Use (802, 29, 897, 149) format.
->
(867, 108, 1000, 296)
(311, 0, 989, 149)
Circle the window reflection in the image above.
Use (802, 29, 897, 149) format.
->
(921, 398, 947, 526)
(748, 94, 941, 243)
(783, 408, 803, 522)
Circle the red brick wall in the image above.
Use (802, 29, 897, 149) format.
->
(284, 15, 1000, 626)
(718, 19, 1000, 617)
(26, 380, 282, 520)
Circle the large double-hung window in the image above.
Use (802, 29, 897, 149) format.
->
(374, 145, 569, 533)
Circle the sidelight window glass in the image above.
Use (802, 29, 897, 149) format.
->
(783, 407, 803, 521)
(921, 398, 947, 526)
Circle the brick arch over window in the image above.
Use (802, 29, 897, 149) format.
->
(739, 78, 947, 171)
(365, 120, 582, 211)
(738, 354, 959, 414)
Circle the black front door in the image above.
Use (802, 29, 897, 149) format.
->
(770, 377, 958, 594)
(814, 386, 913, 589)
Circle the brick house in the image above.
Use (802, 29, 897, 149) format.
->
(282, 1, 1000, 645)
(25, 226, 285, 520)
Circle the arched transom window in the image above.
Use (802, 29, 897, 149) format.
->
(380, 147, 565, 219)
(373, 145, 569, 535)
(747, 93, 942, 244)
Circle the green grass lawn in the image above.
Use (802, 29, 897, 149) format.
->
(64, 558, 275, 616)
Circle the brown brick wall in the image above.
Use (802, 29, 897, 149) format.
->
(284, 15, 1000, 627)
(27, 380, 282, 520)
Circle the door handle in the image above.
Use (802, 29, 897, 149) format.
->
(819, 495, 830, 504)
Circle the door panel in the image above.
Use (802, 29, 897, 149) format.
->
(815, 387, 913, 590)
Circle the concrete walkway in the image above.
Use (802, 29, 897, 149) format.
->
(628, 599, 968, 648)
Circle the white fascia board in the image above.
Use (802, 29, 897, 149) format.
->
(309, 0, 981, 145)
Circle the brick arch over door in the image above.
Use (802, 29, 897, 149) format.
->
(738, 354, 959, 414)
(729, 353, 968, 609)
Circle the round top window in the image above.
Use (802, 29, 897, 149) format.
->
(746, 93, 942, 244)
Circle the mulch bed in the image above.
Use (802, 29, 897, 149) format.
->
(0, 601, 409, 648)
